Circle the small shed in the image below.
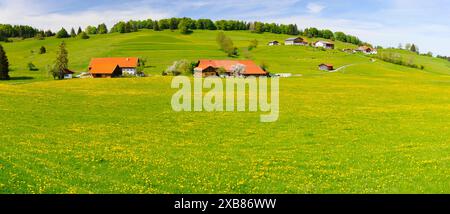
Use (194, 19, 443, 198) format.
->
(319, 64, 334, 71)
(63, 69, 75, 79)
(268, 41, 280, 46)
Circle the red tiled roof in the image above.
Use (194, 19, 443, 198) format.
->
(196, 60, 267, 75)
(89, 57, 138, 68)
(89, 62, 120, 74)
(88, 57, 138, 74)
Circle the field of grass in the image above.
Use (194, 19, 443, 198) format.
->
(1, 30, 450, 193)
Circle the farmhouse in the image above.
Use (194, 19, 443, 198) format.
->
(285, 37, 308, 46)
(314, 41, 335, 49)
(88, 57, 139, 78)
(194, 60, 267, 77)
(355, 46, 377, 54)
(319, 64, 334, 71)
(268, 41, 280, 46)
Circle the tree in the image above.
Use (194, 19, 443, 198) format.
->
(85, 26, 97, 34)
(248, 39, 258, 50)
(39, 46, 46, 54)
(260, 61, 269, 72)
(252, 22, 264, 34)
(216, 32, 237, 57)
(405, 43, 412, 50)
(153, 21, 161, 31)
(178, 20, 191, 34)
(78, 32, 90, 39)
(169, 18, 179, 30)
(77, 27, 82, 35)
(70, 28, 76, 37)
(55, 28, 70, 38)
(230, 64, 246, 77)
(410, 44, 418, 53)
(0, 44, 10, 80)
(164, 60, 194, 76)
(28, 62, 38, 71)
(97, 23, 108, 34)
(50, 42, 69, 80)
(136, 57, 147, 76)
(44, 30, 55, 37)
(35, 32, 45, 40)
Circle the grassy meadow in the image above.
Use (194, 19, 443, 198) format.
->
(1, 30, 450, 193)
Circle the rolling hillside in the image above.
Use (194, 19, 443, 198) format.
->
(2, 30, 376, 81)
(1, 30, 450, 193)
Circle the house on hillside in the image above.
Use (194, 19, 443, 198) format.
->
(88, 57, 139, 78)
(285, 37, 308, 46)
(268, 41, 280, 46)
(314, 41, 335, 49)
(319, 64, 334, 71)
(194, 60, 267, 77)
(355, 46, 377, 54)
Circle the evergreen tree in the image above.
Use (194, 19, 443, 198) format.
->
(77, 27, 82, 35)
(51, 42, 69, 80)
(70, 28, 76, 37)
(55, 28, 70, 38)
(39, 46, 46, 54)
(410, 44, 418, 53)
(0, 44, 9, 80)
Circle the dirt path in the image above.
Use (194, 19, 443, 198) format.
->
(331, 59, 376, 73)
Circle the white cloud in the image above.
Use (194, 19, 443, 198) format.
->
(0, 0, 449, 55)
(0, 0, 172, 31)
(306, 3, 325, 14)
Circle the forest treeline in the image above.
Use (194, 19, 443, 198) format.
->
(1, 17, 364, 45)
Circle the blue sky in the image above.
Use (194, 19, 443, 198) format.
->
(1, 0, 449, 55)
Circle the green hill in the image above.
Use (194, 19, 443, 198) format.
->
(2, 30, 370, 81)
(1, 30, 450, 193)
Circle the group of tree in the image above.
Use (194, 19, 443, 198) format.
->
(398, 43, 420, 53)
(105, 17, 363, 45)
(437, 55, 450, 62)
(1, 18, 365, 46)
(0, 24, 54, 42)
(375, 52, 424, 70)
(55, 26, 92, 39)
(84, 23, 108, 34)
(333, 31, 362, 45)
